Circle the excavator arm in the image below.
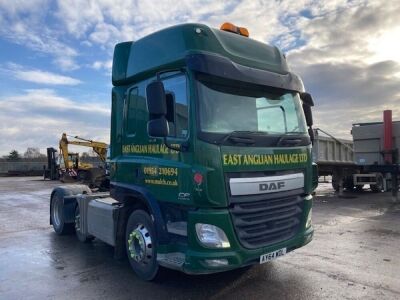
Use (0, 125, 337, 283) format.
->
(59, 133, 108, 169)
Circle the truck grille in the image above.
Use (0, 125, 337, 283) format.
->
(229, 193, 303, 249)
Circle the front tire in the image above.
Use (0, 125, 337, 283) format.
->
(126, 210, 159, 281)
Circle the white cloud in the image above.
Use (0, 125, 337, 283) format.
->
(0, 89, 110, 155)
(5, 64, 82, 85)
(55, 57, 80, 71)
(91, 59, 112, 71)
(0, 0, 79, 71)
(88, 22, 120, 48)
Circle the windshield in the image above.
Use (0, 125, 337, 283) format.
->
(197, 78, 307, 135)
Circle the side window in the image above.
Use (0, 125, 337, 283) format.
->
(162, 75, 189, 139)
(126, 88, 138, 135)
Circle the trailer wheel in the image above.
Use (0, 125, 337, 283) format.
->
(355, 185, 364, 192)
(50, 190, 74, 235)
(126, 210, 160, 281)
(332, 177, 340, 192)
(370, 174, 384, 193)
(344, 176, 354, 191)
(74, 205, 94, 243)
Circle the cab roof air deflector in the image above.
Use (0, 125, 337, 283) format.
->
(186, 53, 305, 93)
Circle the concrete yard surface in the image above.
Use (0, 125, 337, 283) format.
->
(0, 177, 399, 299)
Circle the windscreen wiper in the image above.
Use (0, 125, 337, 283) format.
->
(219, 131, 266, 145)
(276, 133, 307, 147)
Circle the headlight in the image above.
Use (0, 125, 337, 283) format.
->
(306, 208, 312, 228)
(195, 223, 230, 248)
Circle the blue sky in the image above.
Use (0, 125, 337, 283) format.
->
(1, 0, 400, 155)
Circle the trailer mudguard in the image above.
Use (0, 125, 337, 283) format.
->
(50, 185, 92, 224)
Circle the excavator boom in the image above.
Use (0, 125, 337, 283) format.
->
(59, 133, 108, 169)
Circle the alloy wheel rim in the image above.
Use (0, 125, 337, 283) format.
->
(128, 224, 153, 264)
(53, 198, 61, 227)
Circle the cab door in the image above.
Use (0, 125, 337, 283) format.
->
(141, 73, 193, 204)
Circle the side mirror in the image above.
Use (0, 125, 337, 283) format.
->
(146, 81, 167, 115)
(300, 92, 315, 144)
(303, 104, 313, 127)
(300, 92, 314, 127)
(300, 92, 314, 106)
(308, 127, 315, 143)
(146, 81, 168, 137)
(148, 117, 169, 137)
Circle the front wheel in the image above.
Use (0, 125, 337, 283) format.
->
(126, 210, 159, 281)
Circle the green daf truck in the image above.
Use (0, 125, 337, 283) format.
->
(50, 22, 316, 281)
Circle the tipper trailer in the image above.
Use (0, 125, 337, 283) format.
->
(50, 23, 317, 280)
(313, 111, 400, 199)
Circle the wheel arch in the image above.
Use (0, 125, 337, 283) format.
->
(111, 182, 169, 245)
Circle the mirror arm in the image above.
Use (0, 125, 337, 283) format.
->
(308, 126, 315, 145)
(163, 138, 189, 152)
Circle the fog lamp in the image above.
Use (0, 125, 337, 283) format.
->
(204, 259, 229, 267)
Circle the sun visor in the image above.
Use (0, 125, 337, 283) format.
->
(186, 53, 304, 93)
(112, 41, 133, 86)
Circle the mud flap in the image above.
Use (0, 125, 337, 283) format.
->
(63, 195, 78, 223)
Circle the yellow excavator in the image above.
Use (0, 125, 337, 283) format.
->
(58, 133, 109, 187)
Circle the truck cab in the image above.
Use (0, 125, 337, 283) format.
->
(50, 23, 316, 281)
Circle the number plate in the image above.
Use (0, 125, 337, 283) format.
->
(259, 248, 287, 264)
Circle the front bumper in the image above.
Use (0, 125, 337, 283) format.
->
(159, 196, 313, 274)
(183, 225, 313, 275)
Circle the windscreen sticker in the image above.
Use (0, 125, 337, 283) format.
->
(223, 153, 308, 166)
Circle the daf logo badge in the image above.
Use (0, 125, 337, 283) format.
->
(259, 181, 285, 191)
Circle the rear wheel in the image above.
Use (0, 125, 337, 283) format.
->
(50, 191, 74, 235)
(126, 210, 159, 281)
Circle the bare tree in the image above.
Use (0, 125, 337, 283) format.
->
(81, 152, 90, 158)
(23, 147, 43, 159)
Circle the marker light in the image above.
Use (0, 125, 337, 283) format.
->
(306, 208, 312, 228)
(220, 22, 249, 37)
(194, 172, 203, 185)
(195, 223, 230, 248)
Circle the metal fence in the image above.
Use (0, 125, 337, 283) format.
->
(0, 157, 103, 176)
(0, 162, 45, 176)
